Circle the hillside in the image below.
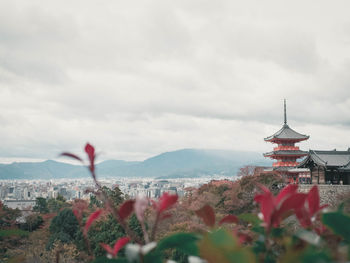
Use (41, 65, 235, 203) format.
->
(0, 149, 271, 179)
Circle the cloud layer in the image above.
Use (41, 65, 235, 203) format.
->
(1, 0, 350, 161)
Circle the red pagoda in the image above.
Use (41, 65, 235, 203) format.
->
(264, 100, 309, 183)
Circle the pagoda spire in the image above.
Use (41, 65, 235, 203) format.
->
(284, 99, 287, 125)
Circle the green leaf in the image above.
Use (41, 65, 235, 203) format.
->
(238, 213, 262, 227)
(299, 247, 330, 263)
(198, 228, 255, 263)
(322, 212, 350, 242)
(92, 257, 128, 263)
(271, 227, 284, 238)
(157, 232, 200, 256)
(143, 250, 163, 263)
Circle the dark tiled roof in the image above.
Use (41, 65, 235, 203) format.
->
(264, 124, 309, 142)
(264, 150, 308, 157)
(299, 150, 350, 168)
(340, 162, 350, 171)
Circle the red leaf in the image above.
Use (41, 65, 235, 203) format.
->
(279, 193, 307, 213)
(238, 233, 252, 244)
(295, 207, 312, 228)
(254, 191, 274, 226)
(101, 237, 130, 258)
(276, 184, 298, 204)
(84, 209, 102, 234)
(195, 204, 216, 227)
(112, 237, 130, 256)
(118, 200, 135, 221)
(219, 214, 239, 225)
(307, 185, 320, 216)
(85, 143, 95, 172)
(273, 193, 307, 226)
(100, 243, 114, 256)
(158, 193, 178, 212)
(60, 152, 83, 162)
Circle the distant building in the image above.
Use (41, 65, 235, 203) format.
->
(264, 100, 310, 183)
(3, 200, 36, 211)
(298, 149, 350, 184)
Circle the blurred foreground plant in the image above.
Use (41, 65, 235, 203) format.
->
(59, 143, 350, 263)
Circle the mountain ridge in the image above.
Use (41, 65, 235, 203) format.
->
(0, 149, 271, 179)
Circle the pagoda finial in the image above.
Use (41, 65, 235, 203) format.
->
(284, 99, 287, 125)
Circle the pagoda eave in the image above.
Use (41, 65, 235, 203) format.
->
(264, 154, 308, 159)
(264, 137, 309, 143)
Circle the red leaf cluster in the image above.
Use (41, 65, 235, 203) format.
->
(254, 184, 307, 229)
(195, 204, 238, 228)
(118, 200, 135, 221)
(155, 193, 178, 213)
(100, 237, 130, 258)
(72, 199, 89, 222)
(85, 143, 96, 173)
(84, 209, 103, 235)
(295, 185, 328, 230)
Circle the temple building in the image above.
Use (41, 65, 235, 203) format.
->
(298, 149, 350, 185)
(264, 100, 310, 183)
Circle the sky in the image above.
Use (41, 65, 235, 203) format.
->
(0, 0, 350, 163)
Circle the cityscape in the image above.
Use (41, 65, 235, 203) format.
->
(0, 176, 232, 210)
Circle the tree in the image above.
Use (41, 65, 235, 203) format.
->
(20, 214, 44, 232)
(0, 201, 21, 227)
(89, 186, 124, 208)
(237, 165, 257, 177)
(33, 197, 49, 214)
(47, 208, 80, 249)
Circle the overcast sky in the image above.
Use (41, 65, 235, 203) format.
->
(1, 0, 350, 163)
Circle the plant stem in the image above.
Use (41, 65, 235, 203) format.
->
(150, 212, 160, 241)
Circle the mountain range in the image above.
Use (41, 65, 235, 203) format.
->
(0, 149, 271, 180)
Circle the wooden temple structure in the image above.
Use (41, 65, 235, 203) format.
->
(298, 149, 350, 185)
(264, 100, 310, 183)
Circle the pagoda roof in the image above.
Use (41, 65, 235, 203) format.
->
(273, 166, 297, 171)
(264, 124, 309, 142)
(273, 167, 309, 173)
(264, 150, 308, 157)
(298, 149, 350, 168)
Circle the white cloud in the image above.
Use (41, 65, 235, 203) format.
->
(0, 0, 350, 162)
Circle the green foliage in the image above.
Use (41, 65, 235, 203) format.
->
(0, 229, 29, 237)
(90, 186, 124, 208)
(0, 205, 21, 227)
(322, 211, 350, 242)
(157, 232, 200, 256)
(20, 214, 44, 232)
(93, 257, 128, 263)
(128, 215, 143, 240)
(198, 228, 255, 263)
(33, 197, 49, 213)
(88, 214, 126, 257)
(47, 208, 80, 249)
(47, 197, 67, 212)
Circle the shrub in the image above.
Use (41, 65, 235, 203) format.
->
(20, 214, 44, 232)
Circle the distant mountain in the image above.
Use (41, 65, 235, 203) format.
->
(0, 149, 271, 179)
